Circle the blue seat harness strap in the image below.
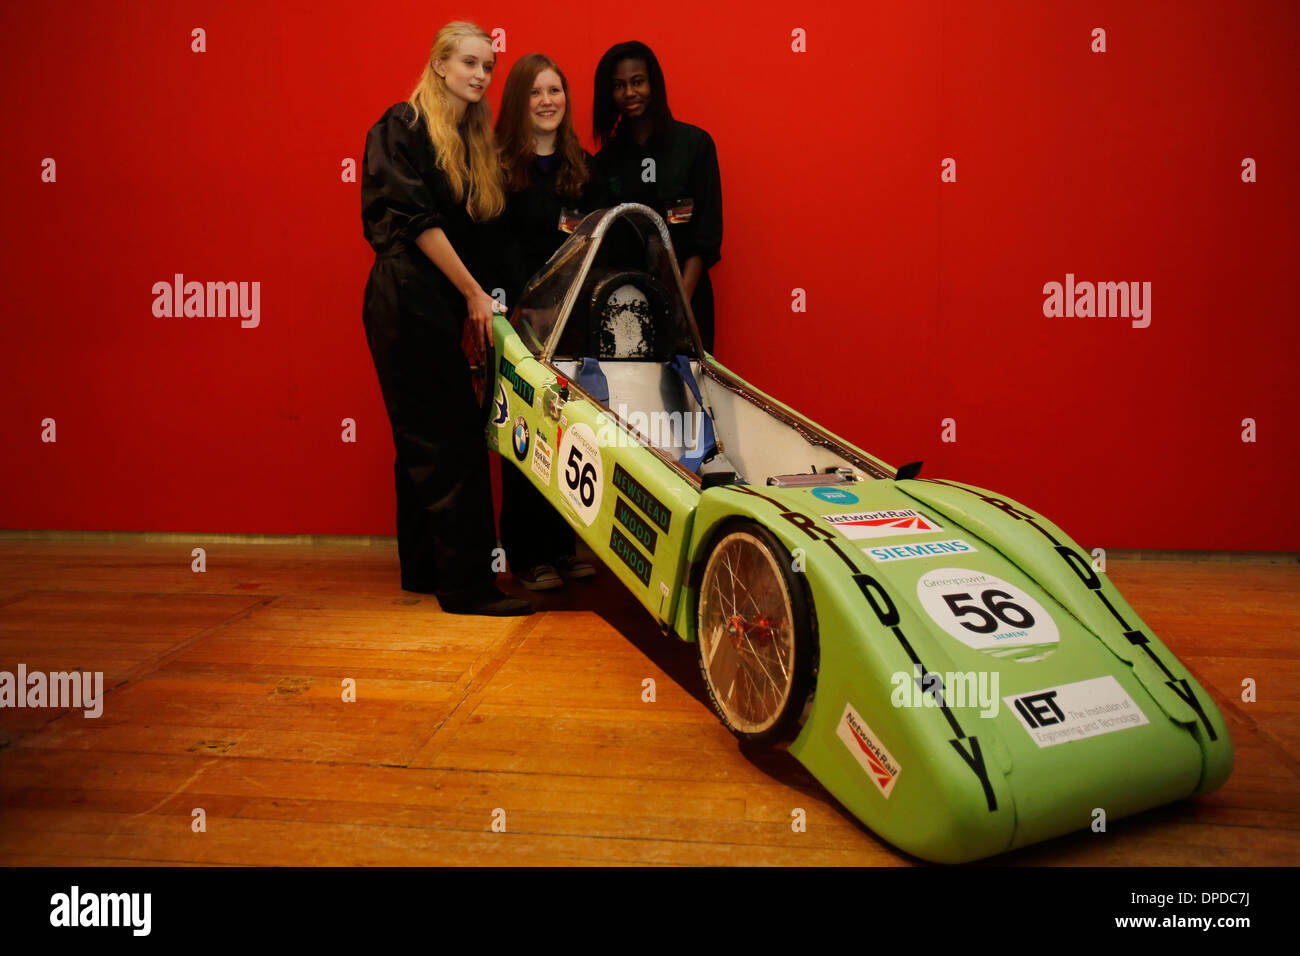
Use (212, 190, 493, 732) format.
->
(670, 355, 717, 472)
(574, 355, 716, 473)
(575, 357, 610, 404)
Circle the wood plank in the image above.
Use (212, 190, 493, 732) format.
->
(0, 536, 1295, 866)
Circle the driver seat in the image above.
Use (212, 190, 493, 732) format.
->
(574, 272, 719, 472)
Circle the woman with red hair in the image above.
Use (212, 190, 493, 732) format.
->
(490, 53, 601, 591)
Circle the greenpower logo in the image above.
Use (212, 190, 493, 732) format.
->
(498, 356, 535, 407)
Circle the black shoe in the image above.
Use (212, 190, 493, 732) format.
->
(439, 587, 533, 617)
(554, 555, 596, 580)
(517, 564, 563, 591)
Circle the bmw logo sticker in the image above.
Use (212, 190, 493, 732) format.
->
(512, 416, 530, 461)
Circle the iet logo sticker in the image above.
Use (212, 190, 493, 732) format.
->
(512, 416, 530, 461)
(1004, 676, 1149, 747)
(812, 486, 859, 505)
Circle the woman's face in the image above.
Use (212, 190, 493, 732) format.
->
(437, 36, 494, 105)
(611, 58, 651, 119)
(529, 68, 566, 135)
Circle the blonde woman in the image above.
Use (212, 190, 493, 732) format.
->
(361, 21, 529, 616)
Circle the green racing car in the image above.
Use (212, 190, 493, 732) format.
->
(473, 203, 1233, 863)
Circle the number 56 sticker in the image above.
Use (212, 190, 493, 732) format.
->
(556, 422, 603, 526)
(916, 568, 1059, 653)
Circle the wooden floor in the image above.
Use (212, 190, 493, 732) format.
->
(0, 534, 1296, 866)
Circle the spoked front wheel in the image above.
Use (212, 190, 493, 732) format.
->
(696, 521, 816, 746)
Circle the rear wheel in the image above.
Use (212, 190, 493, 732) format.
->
(696, 521, 816, 746)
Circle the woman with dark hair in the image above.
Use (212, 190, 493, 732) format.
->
(491, 53, 599, 591)
(592, 41, 723, 352)
(361, 21, 530, 616)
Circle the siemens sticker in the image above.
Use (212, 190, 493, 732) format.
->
(614, 497, 657, 555)
(610, 525, 652, 586)
(611, 463, 671, 532)
(498, 356, 535, 407)
(867, 539, 978, 563)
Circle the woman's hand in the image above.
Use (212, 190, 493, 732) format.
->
(462, 288, 498, 366)
(466, 289, 498, 347)
(411, 228, 500, 359)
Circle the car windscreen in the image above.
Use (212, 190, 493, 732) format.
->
(510, 205, 702, 363)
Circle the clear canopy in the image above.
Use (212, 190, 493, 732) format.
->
(509, 203, 704, 363)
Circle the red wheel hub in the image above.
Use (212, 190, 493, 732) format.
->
(726, 613, 776, 647)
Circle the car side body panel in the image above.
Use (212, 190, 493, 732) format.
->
(491, 318, 701, 629)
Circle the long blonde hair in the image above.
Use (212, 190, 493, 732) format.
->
(407, 21, 505, 221)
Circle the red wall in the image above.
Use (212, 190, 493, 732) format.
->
(2, 1, 1296, 550)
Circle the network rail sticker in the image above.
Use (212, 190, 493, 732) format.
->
(836, 703, 901, 797)
(822, 509, 941, 541)
(1004, 676, 1149, 748)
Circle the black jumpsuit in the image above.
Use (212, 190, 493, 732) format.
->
(490, 151, 600, 572)
(361, 102, 498, 598)
(592, 120, 723, 352)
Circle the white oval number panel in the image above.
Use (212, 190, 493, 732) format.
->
(556, 422, 603, 526)
(916, 568, 1059, 657)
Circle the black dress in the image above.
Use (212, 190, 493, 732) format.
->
(491, 151, 602, 309)
(490, 151, 599, 572)
(592, 120, 722, 351)
(360, 101, 498, 598)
